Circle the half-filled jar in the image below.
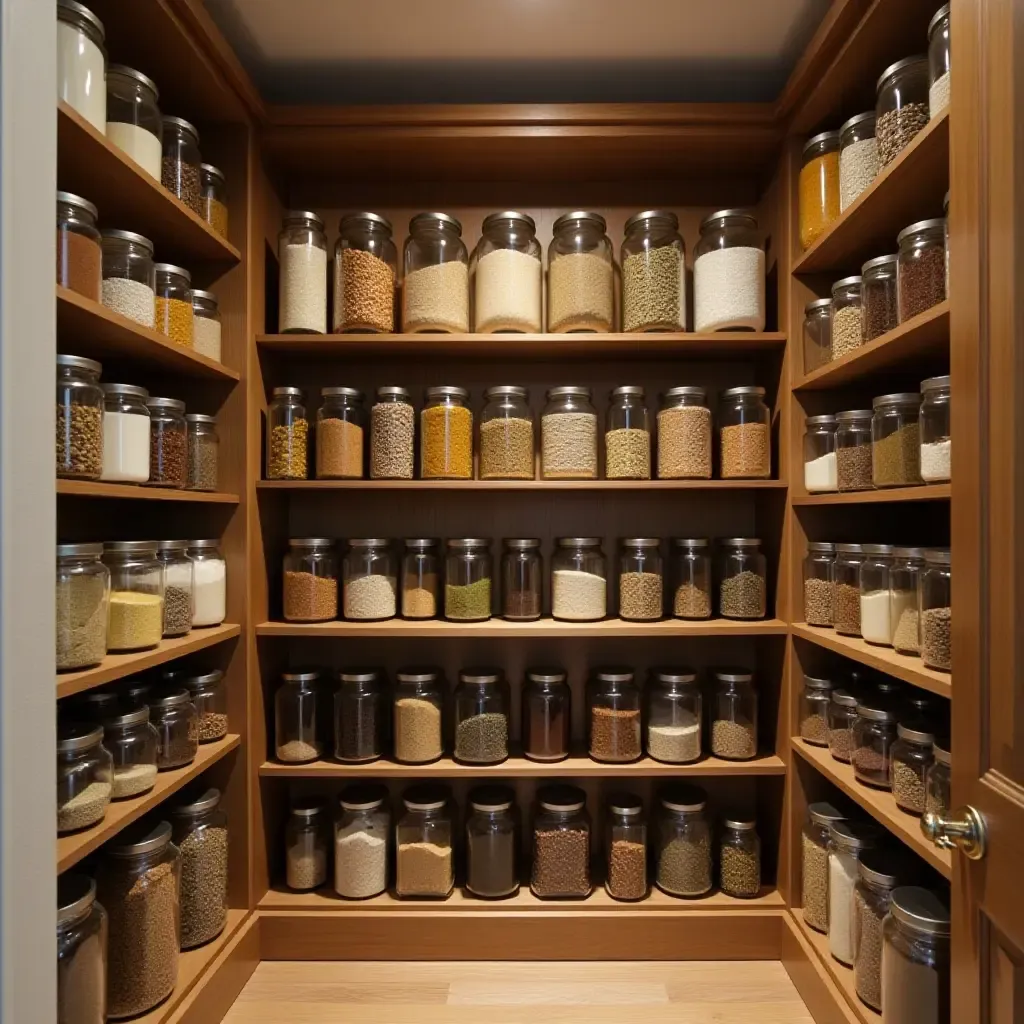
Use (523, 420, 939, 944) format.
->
(370, 386, 414, 479)
(541, 386, 598, 479)
(267, 386, 309, 480)
(588, 667, 642, 763)
(334, 212, 396, 333)
(275, 669, 323, 763)
(334, 669, 386, 764)
(829, 688, 860, 764)
(403, 212, 469, 332)
(920, 374, 951, 482)
(719, 538, 766, 619)
(928, 4, 951, 119)
(532, 785, 591, 898)
(200, 163, 229, 238)
(831, 275, 863, 360)
(872, 392, 922, 487)
(154, 263, 194, 347)
(920, 548, 951, 670)
(161, 116, 202, 214)
(862, 253, 899, 341)
(693, 209, 765, 331)
(279, 211, 327, 333)
(285, 799, 329, 891)
(57, 353, 104, 481)
(552, 536, 606, 621)
(396, 784, 455, 899)
(800, 674, 834, 746)
(182, 669, 228, 743)
(56, 541, 109, 671)
(283, 537, 337, 623)
(852, 696, 898, 788)
(156, 539, 193, 638)
(803, 541, 835, 627)
(647, 668, 702, 764)
(548, 211, 613, 332)
(101, 229, 155, 327)
(881, 887, 951, 1023)
(57, 721, 112, 833)
(834, 542, 865, 636)
(618, 537, 663, 621)
(105, 65, 161, 179)
(343, 539, 396, 621)
(621, 210, 686, 331)
(657, 386, 711, 479)
(501, 538, 542, 621)
(853, 849, 910, 1012)
(656, 784, 711, 897)
(891, 546, 925, 653)
(454, 668, 510, 765)
(836, 409, 874, 490)
(445, 538, 492, 621)
(719, 386, 771, 479)
(804, 414, 838, 492)
(839, 112, 879, 211)
(605, 792, 648, 901)
(473, 211, 542, 332)
(876, 56, 930, 166)
(401, 538, 439, 619)
(711, 669, 758, 760)
(799, 131, 840, 250)
(57, 190, 102, 300)
(606, 385, 651, 479)
(891, 721, 934, 815)
(898, 218, 946, 322)
(480, 385, 534, 479)
(421, 385, 472, 479)
(103, 540, 164, 651)
(394, 667, 445, 765)
(671, 537, 712, 619)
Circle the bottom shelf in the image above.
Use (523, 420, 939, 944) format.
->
(791, 914, 877, 1023)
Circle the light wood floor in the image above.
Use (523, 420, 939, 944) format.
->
(224, 960, 814, 1023)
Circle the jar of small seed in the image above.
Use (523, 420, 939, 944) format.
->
(890, 546, 925, 653)
(57, 191, 102, 300)
(454, 668, 510, 765)
(146, 397, 187, 488)
(403, 211, 469, 333)
(646, 668, 702, 764)
(876, 56, 930, 166)
(800, 675, 834, 746)
(200, 163, 229, 238)
(149, 689, 199, 769)
(275, 670, 323, 763)
(542, 386, 598, 479)
(161, 116, 202, 214)
(897, 219, 946, 322)
(656, 784, 711, 897)
(799, 131, 840, 250)
(57, 873, 107, 1024)
(720, 818, 761, 898)
(343, 538, 396, 621)
(396, 784, 455, 899)
(606, 385, 651, 479)
(588, 667, 642, 763)
(394, 668, 446, 764)
(834, 542, 865, 636)
(57, 722, 112, 833)
(335, 785, 390, 898)
(334, 212, 396, 333)
(191, 289, 222, 362)
(523, 668, 570, 762)
(56, 542, 110, 670)
(283, 538, 337, 622)
(445, 538, 492, 621)
(105, 66, 162, 180)
(285, 800, 330, 891)
(831, 275, 863, 360)
(804, 414, 838, 493)
(605, 793, 648, 901)
(156, 539, 193, 638)
(920, 548, 952, 670)
(839, 111, 880, 212)
(280, 211, 328, 333)
(926, 739, 951, 815)
(803, 298, 833, 375)
(836, 409, 874, 490)
(472, 211, 543, 333)
(621, 210, 686, 332)
(552, 537, 606, 621)
(670, 537, 712, 619)
(862, 254, 899, 341)
(401, 538, 439, 619)
(618, 537, 663, 621)
(853, 850, 908, 1011)
(154, 263, 194, 347)
(57, 353, 104, 481)
(267, 387, 309, 480)
(185, 414, 219, 491)
(480, 385, 534, 480)
(316, 387, 365, 479)
(803, 541, 835, 627)
(102, 540, 164, 651)
(657, 386, 711, 479)
(370, 386, 414, 479)
(711, 669, 758, 760)
(852, 697, 898, 788)
(719, 386, 771, 479)
(828, 689, 860, 763)
(501, 538, 542, 621)
(421, 385, 472, 479)
(802, 801, 846, 932)
(890, 721, 934, 815)
(872, 392, 922, 488)
(101, 229, 156, 328)
(719, 538, 766, 620)
(334, 670, 386, 764)
(182, 669, 228, 743)
(920, 374, 951, 482)
(548, 211, 613, 332)
(531, 785, 591, 899)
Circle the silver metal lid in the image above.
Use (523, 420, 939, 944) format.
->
(482, 210, 536, 233)
(57, 542, 103, 558)
(288, 537, 334, 549)
(833, 275, 863, 291)
(893, 546, 926, 559)
(469, 785, 515, 813)
(610, 386, 645, 400)
(187, 539, 221, 551)
(404, 538, 438, 550)
(806, 414, 837, 427)
(103, 540, 158, 556)
(151, 688, 192, 709)
(858, 847, 909, 888)
(862, 543, 895, 556)
(57, 721, 104, 753)
(928, 3, 951, 37)
(284, 210, 324, 229)
(897, 219, 946, 243)
(538, 784, 586, 812)
(145, 396, 186, 413)
(281, 669, 320, 685)
(623, 209, 678, 234)
(807, 801, 846, 826)
(107, 64, 158, 99)
(807, 541, 836, 553)
(425, 385, 468, 401)
(526, 668, 567, 684)
(376, 386, 410, 399)
(101, 228, 154, 252)
(102, 383, 149, 400)
(723, 818, 757, 831)
(339, 783, 387, 812)
(57, 191, 99, 220)
(289, 798, 328, 820)
(660, 783, 707, 813)
(804, 675, 834, 690)
(557, 536, 601, 548)
(321, 386, 363, 400)
(829, 819, 883, 850)
(552, 211, 606, 234)
(804, 297, 832, 313)
(595, 667, 633, 684)
(933, 739, 951, 765)
(347, 538, 389, 548)
(106, 819, 172, 858)
(484, 385, 528, 400)
(839, 111, 876, 135)
(897, 721, 934, 745)
(103, 705, 150, 728)
(340, 211, 392, 232)
(169, 786, 221, 816)
(921, 374, 950, 392)
(802, 130, 840, 154)
(831, 689, 859, 708)
(57, 353, 103, 375)
(621, 537, 660, 548)
(161, 116, 199, 142)
(396, 667, 441, 684)
(836, 409, 873, 422)
(877, 55, 928, 92)
(715, 669, 754, 684)
(862, 253, 898, 274)
(446, 538, 488, 549)
(185, 416, 216, 429)
(720, 386, 765, 399)
(200, 163, 225, 182)
(924, 548, 951, 565)
(873, 392, 921, 409)
(651, 668, 697, 685)
(192, 290, 219, 306)
(58, 873, 97, 927)
(663, 386, 707, 400)
(459, 668, 503, 685)
(154, 263, 191, 282)
(721, 537, 761, 548)
(183, 670, 223, 691)
(409, 211, 462, 234)
(607, 791, 644, 816)
(338, 668, 380, 686)
(856, 700, 897, 723)
(57, 0, 105, 41)
(672, 537, 709, 549)
(890, 887, 950, 935)
(699, 209, 757, 230)
(402, 784, 448, 812)
(546, 385, 591, 399)
(273, 386, 303, 398)
(504, 538, 540, 549)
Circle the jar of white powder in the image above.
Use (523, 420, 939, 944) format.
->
(191, 290, 222, 363)
(472, 211, 542, 333)
(101, 384, 151, 483)
(803, 415, 838, 493)
(403, 212, 468, 333)
(279, 210, 327, 333)
(859, 544, 895, 645)
(827, 819, 883, 965)
(693, 209, 765, 332)
(105, 65, 162, 180)
(551, 537, 606, 621)
(919, 375, 950, 481)
(186, 538, 226, 627)
(57, 0, 106, 132)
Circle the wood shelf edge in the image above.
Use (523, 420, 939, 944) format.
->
(57, 478, 240, 503)
(792, 483, 950, 506)
(256, 478, 789, 492)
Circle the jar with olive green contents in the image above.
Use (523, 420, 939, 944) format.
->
(445, 539, 492, 621)
(621, 210, 686, 331)
(154, 263, 194, 347)
(872, 393, 922, 488)
(421, 386, 472, 479)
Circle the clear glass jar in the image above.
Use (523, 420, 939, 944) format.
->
(370, 386, 415, 479)
(466, 786, 519, 899)
(523, 668, 570, 762)
(839, 112, 880, 212)
(921, 548, 952, 670)
(267, 386, 309, 480)
(57, 872, 108, 1024)
(102, 540, 164, 651)
(647, 668, 701, 764)
(719, 386, 771, 479)
(606, 385, 651, 479)
(403, 212, 469, 333)
(862, 253, 899, 341)
(720, 818, 761, 898)
(105, 65, 162, 180)
(101, 228, 156, 327)
(621, 210, 686, 332)
(335, 784, 390, 899)
(57, 191, 102, 301)
(102, 705, 159, 801)
(187, 538, 226, 627)
(394, 667, 446, 764)
(334, 669, 385, 764)
(160, 116, 202, 214)
(836, 409, 874, 491)
(279, 211, 328, 334)
(872, 392, 922, 488)
(926, 739, 951, 815)
(831, 275, 864, 360)
(860, 543, 895, 645)
(421, 385, 472, 479)
(200, 163, 229, 239)
(882, 888, 951, 1022)
(284, 537, 337, 626)
(57, 0, 106, 131)
(57, 722, 112, 833)
(169, 786, 228, 948)
(275, 670, 323, 763)
(804, 415, 838, 493)
(316, 388, 365, 480)
(928, 4, 951, 119)
(803, 541, 835, 627)
(693, 209, 765, 332)
(444, 538, 492, 621)
(588, 667, 642, 763)
(121, 680, 154, 710)
(501, 538, 542, 621)
(853, 850, 907, 1011)
(396, 785, 454, 898)
(56, 541, 109, 671)
(57, 353, 104, 481)
(145, 396, 187, 487)
(150, 689, 198, 769)
(920, 374, 951, 482)
(548, 211, 613, 332)
(334, 211, 396, 333)
(891, 721, 934, 815)
(603, 793, 648, 901)
(800, 675, 834, 746)
(711, 669, 758, 760)
(472, 211, 543, 333)
(890, 547, 926, 653)
(285, 799, 329, 891)
(401, 538, 439, 619)
(828, 820, 882, 965)
(852, 698, 898, 787)
(829, 689, 860, 763)
(455, 668, 510, 765)
(541, 386, 598, 479)
(799, 131, 841, 250)
(656, 784, 711, 897)
(532, 785, 591, 898)
(183, 414, 220, 493)
(803, 298, 833, 374)
(657, 386, 711, 479)
(670, 537, 712, 619)
(720, 538, 767, 620)
(182, 669, 228, 743)
(618, 537, 663, 621)
(154, 263, 194, 348)
(802, 801, 846, 931)
(552, 536, 606, 621)
(96, 820, 180, 1018)
(99, 383, 150, 486)
(480, 385, 534, 480)
(343, 538, 396, 621)
(876, 56, 930, 166)
(898, 218, 946, 322)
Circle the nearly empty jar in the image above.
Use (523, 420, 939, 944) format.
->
(671, 537, 712, 619)
(803, 298, 833, 374)
(719, 538, 766, 619)
(920, 375, 951, 482)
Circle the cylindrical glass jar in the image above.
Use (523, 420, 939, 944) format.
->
(839, 112, 880, 211)
(182, 669, 228, 743)
(657, 386, 711, 479)
(548, 211, 613, 332)
(101, 229, 156, 327)
(852, 698, 899, 788)
(605, 792, 648, 901)
(890, 546, 926, 653)
(102, 540, 164, 651)
(370, 386, 415, 479)
(445, 538, 492, 621)
(316, 387, 365, 480)
(719, 386, 771, 479)
(618, 537, 663, 621)
(149, 689, 198, 769)
(719, 538, 767, 620)
(656, 784, 712, 897)
(693, 209, 765, 332)
(154, 263, 194, 348)
(552, 536, 606, 621)
(145, 396, 187, 488)
(57, 353, 104, 481)
(873, 392, 922, 487)
(465, 786, 519, 899)
(831, 275, 863, 361)
(711, 669, 758, 760)
(720, 818, 761, 898)
(156, 539, 193, 638)
(799, 131, 841, 250)
(401, 538, 439, 619)
(531, 785, 591, 898)
(105, 65, 161, 180)
(828, 820, 883, 965)
(802, 801, 846, 932)
(621, 210, 686, 332)
(57, 191, 102, 301)
(455, 668, 510, 765)
(480, 385, 534, 480)
(275, 670, 322, 763)
(804, 415, 838, 493)
(606, 385, 651, 480)
(860, 544, 895, 645)
(501, 538, 542, 621)
(803, 298, 833, 374)
(285, 800, 329, 891)
(881, 888, 951, 1023)
(836, 409, 874, 491)
(853, 849, 907, 1012)
(335, 784, 389, 899)
(523, 668, 570, 762)
(57, 0, 107, 131)
(267, 387, 309, 480)
(396, 784, 454, 899)
(394, 667, 445, 765)
(647, 668, 701, 764)
(187, 538, 226, 627)
(671, 537, 712, 619)
(334, 669, 385, 764)
(334, 212, 396, 333)
(57, 871, 108, 1024)
(160, 116, 202, 214)
(541, 386, 598, 479)
(57, 722, 112, 833)
(588, 667, 642, 763)
(200, 163, 229, 239)
(472, 211, 542, 333)
(279, 211, 328, 333)
(876, 56, 930, 166)
(928, 4, 951, 120)
(403, 212, 469, 333)
(56, 541, 109, 671)
(343, 538, 396, 621)
(421, 385, 472, 479)
(185, 413, 219, 491)
(800, 675, 834, 746)
(891, 721, 934, 815)
(862, 253, 899, 341)
(898, 218, 946, 322)
(926, 739, 951, 816)
(921, 548, 952, 670)
(829, 689, 860, 763)
(920, 374, 951, 482)
(803, 541, 835, 627)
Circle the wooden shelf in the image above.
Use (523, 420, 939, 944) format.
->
(57, 623, 242, 699)
(792, 483, 950, 506)
(792, 738, 952, 878)
(258, 478, 788, 492)
(793, 113, 949, 276)
(58, 478, 239, 503)
(57, 734, 240, 872)
(791, 622, 951, 698)
(791, 913, 875, 1024)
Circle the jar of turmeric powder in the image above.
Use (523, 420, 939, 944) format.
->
(799, 131, 841, 251)
(421, 386, 473, 479)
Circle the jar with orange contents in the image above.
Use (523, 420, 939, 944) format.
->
(799, 131, 841, 250)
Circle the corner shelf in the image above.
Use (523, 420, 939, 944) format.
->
(790, 914, 875, 1024)
(58, 478, 240, 503)
(257, 479, 788, 492)
(792, 483, 949, 506)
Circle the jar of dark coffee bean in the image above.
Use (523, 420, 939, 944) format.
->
(836, 409, 874, 491)
(671, 537, 712, 619)
(890, 721, 934, 815)
(802, 801, 846, 932)
(872, 393, 922, 488)
(803, 297, 833, 374)
(334, 668, 385, 763)
(719, 538, 767, 619)
(719, 818, 761, 898)
(647, 668, 702, 764)
(522, 667, 570, 762)
(656, 784, 711, 897)
(920, 548, 952, 670)
(169, 786, 228, 949)
(852, 697, 898, 788)
(800, 675, 834, 746)
(145, 397, 188, 488)
(276, 669, 323, 763)
(531, 785, 591, 899)
(57, 873, 108, 1024)
(876, 56, 930, 166)
(150, 688, 199, 769)
(57, 721, 113, 833)
(588, 667, 642, 763)
(862, 254, 899, 340)
(182, 669, 228, 743)
(57, 353, 104, 480)
(454, 668, 510, 765)
(605, 792, 648, 901)
(828, 689, 860, 763)
(501, 538, 542, 621)
(161, 116, 203, 214)
(466, 785, 519, 899)
(897, 219, 946, 322)
(711, 669, 758, 760)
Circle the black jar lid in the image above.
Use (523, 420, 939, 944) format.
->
(107, 64, 158, 98)
(660, 783, 707, 813)
(340, 782, 388, 812)
(183, 669, 224, 692)
(538, 783, 586, 812)
(161, 115, 199, 142)
(858, 847, 914, 888)
(106, 819, 172, 858)
(57, 190, 99, 220)
(470, 785, 515, 814)
(839, 110, 876, 135)
(802, 130, 840, 154)
(73, 690, 118, 719)
(890, 886, 950, 935)
(607, 791, 644, 816)
(58, 873, 97, 927)
(829, 819, 884, 850)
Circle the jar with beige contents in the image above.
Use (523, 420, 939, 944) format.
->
(370, 387, 415, 479)
(671, 538, 712, 619)
(658, 387, 712, 479)
(317, 388, 365, 479)
(480, 386, 534, 479)
(719, 386, 771, 478)
(548, 211, 614, 332)
(285, 800, 330, 891)
(283, 538, 338, 622)
(191, 290, 222, 363)
(102, 541, 164, 651)
(333, 212, 396, 333)
(394, 668, 446, 765)
(606, 386, 651, 479)
(472, 211, 543, 333)
(403, 212, 469, 333)
(396, 785, 455, 899)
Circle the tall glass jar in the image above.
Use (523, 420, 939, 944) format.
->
(621, 210, 686, 332)
(523, 668, 570, 762)
(187, 538, 226, 627)
(480, 385, 534, 480)
(853, 850, 908, 1011)
(445, 538, 492, 621)
(56, 541, 109, 671)
(829, 689, 860, 764)
(279, 211, 328, 333)
(882, 888, 951, 1022)
(803, 298, 833, 374)
(647, 668, 702, 764)
(334, 669, 385, 764)
(876, 56, 930, 166)
(57, 872, 108, 1024)
(920, 374, 951, 482)
(185, 413, 219, 492)
(891, 721, 934, 815)
(343, 539, 396, 621)
(370, 386, 415, 479)
(720, 819, 761, 898)
(860, 544, 895, 645)
(532, 785, 591, 898)
(618, 537, 663, 621)
(57, 0, 107, 131)
(891, 547, 925, 653)
(606, 385, 651, 479)
(828, 820, 882, 965)
(720, 538, 767, 620)
(541, 386, 598, 479)
(657, 386, 711, 479)
(803, 541, 835, 627)
(693, 210, 765, 332)
(57, 191, 102, 301)
(472, 211, 543, 333)
(285, 799, 329, 891)
(501, 538, 542, 621)
(800, 675, 834, 746)
(335, 784, 389, 899)
(833, 541, 862, 637)
(454, 668, 510, 765)
(719, 386, 771, 479)
(154, 263, 194, 348)
(799, 131, 841, 250)
(155, 540, 193, 639)
(160, 116, 202, 214)
(656, 784, 711, 897)
(836, 409, 874, 491)
(394, 667, 446, 764)
(552, 536, 606, 621)
(928, 4, 951, 119)
(863, 253, 899, 341)
(101, 229, 156, 327)
(926, 739, 951, 815)
(267, 387, 309, 480)
(169, 786, 228, 948)
(852, 698, 899, 788)
(872, 392, 922, 488)
(466, 786, 519, 899)
(403, 212, 469, 333)
(605, 793, 648, 901)
(57, 722, 112, 833)
(316, 387, 365, 480)
(421, 385, 472, 479)
(182, 669, 228, 743)
(711, 669, 758, 760)
(334, 212, 396, 333)
(57, 353, 104, 481)
(145, 396, 187, 487)
(804, 415, 838, 493)
(839, 112, 880, 212)
(105, 66, 162, 180)
(200, 163, 229, 239)
(802, 801, 846, 932)
(548, 211, 613, 332)
(401, 538, 439, 619)
(921, 548, 952, 670)
(898, 218, 946, 322)
(396, 784, 454, 898)
(671, 537, 712, 619)
(831, 275, 863, 360)
(103, 540, 164, 651)
(149, 689, 198, 769)
(588, 667, 642, 763)
(275, 670, 323, 763)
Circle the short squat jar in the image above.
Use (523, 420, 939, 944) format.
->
(658, 386, 711, 479)
(200, 163, 229, 238)
(876, 56, 930, 167)
(445, 538, 492, 622)
(551, 536, 606, 621)
(719, 538, 767, 620)
(192, 289, 222, 362)
(334, 669, 386, 764)
(396, 785, 455, 899)
(150, 689, 199, 770)
(605, 793, 649, 901)
(920, 374, 951, 482)
(891, 722, 934, 815)
(57, 354, 105, 486)
(480, 385, 534, 480)
(547, 211, 613, 332)
(804, 414, 838, 493)
(898, 219, 946, 322)
(316, 387, 365, 480)
(834, 543, 865, 636)
(621, 210, 686, 332)
(279, 211, 328, 334)
(154, 263, 194, 348)
(606, 385, 651, 480)
(693, 209, 765, 332)
(101, 229, 156, 328)
(800, 675, 834, 746)
(105, 65, 161, 180)
(161, 116, 202, 214)
(831, 275, 863, 361)
(920, 549, 952, 671)
(57, 873, 108, 1024)
(334, 212, 396, 333)
(852, 698, 898, 788)
(465, 786, 520, 899)
(370, 386, 415, 480)
(501, 538, 542, 621)
(102, 705, 158, 800)
(671, 537, 712, 620)
(56, 541, 110, 671)
(719, 386, 771, 479)
(647, 668, 702, 764)
(57, 722, 113, 833)
(588, 667, 642, 763)
(799, 131, 840, 250)
(403, 212, 469, 333)
(839, 111, 880, 212)
(711, 669, 758, 761)
(522, 668, 570, 763)
(928, 4, 952, 119)
(872, 393, 922, 488)
(881, 888, 951, 1024)
(402, 538, 439, 620)
(285, 800, 329, 891)
(863, 253, 899, 341)
(185, 414, 219, 492)
(183, 669, 228, 743)
(267, 387, 309, 480)
(618, 537, 663, 621)
(275, 669, 323, 763)
(57, 191, 102, 301)
(720, 819, 761, 899)
(343, 539, 396, 621)
(803, 541, 835, 627)
(860, 543, 895, 645)
(103, 540, 165, 651)
(146, 396, 187, 487)
(836, 409, 874, 491)
(803, 298, 833, 374)
(421, 386, 472, 479)
(656, 785, 712, 897)
(454, 668, 511, 765)
(472, 211, 542, 332)
(541, 386, 598, 479)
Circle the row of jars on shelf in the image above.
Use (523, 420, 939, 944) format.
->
(278, 208, 767, 335)
(267, 383, 771, 482)
(282, 535, 770, 624)
(798, 3, 950, 249)
(804, 542, 952, 671)
(286, 782, 762, 902)
(803, 378, 950, 493)
(58, 795, 230, 1022)
(56, 538, 228, 671)
(801, 800, 949, 1021)
(274, 665, 761, 767)
(57, 1, 230, 237)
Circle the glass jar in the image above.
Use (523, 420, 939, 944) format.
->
(828, 820, 883, 965)
(829, 689, 860, 763)
(802, 801, 846, 932)
(890, 547, 926, 653)
(57, 722, 112, 833)
(523, 668, 570, 762)
(647, 668, 701, 764)
(403, 212, 469, 333)
(920, 548, 952, 670)
(182, 669, 228, 743)
(836, 409, 874, 491)
(920, 375, 951, 482)
(799, 131, 841, 250)
(334, 669, 385, 763)
(480, 385, 535, 480)
(285, 799, 329, 891)
(455, 668, 510, 765)
(57, 353, 104, 481)
(548, 211, 613, 332)
(803, 541, 835, 627)
(472, 211, 543, 333)
(541, 386, 598, 479)
(606, 385, 651, 479)
(926, 739, 951, 815)
(803, 298, 833, 374)
(169, 786, 228, 948)
(831, 275, 864, 360)
(98, 384, 150, 485)
(656, 784, 711, 897)
(184, 413, 219, 492)
(719, 818, 761, 899)
(670, 537, 712, 619)
(96, 821, 180, 1018)
(57, 872, 108, 1024)
(603, 793, 648, 901)
(101, 229, 156, 327)
(853, 850, 908, 1011)
(860, 543, 895, 645)
(343, 538, 396, 621)
(693, 209, 765, 332)
(552, 536, 606, 621)
(57, 0, 106, 131)
(160, 116, 202, 214)
(445, 538, 492, 621)
(618, 537, 663, 621)
(267, 386, 309, 480)
(719, 538, 767, 620)
(396, 785, 454, 898)
(719, 386, 771, 479)
(588, 667, 642, 763)
(873, 392, 922, 488)
(501, 538, 542, 621)
(804, 415, 838, 493)
(852, 698, 899, 787)
(334, 212, 397, 333)
(466, 786, 519, 899)
(621, 210, 686, 332)
(421, 385, 472, 479)
(657, 386, 711, 479)
(156, 539, 192, 638)
(876, 56, 930, 166)
(401, 538, 439, 619)
(898, 219, 946, 322)
(102, 540, 164, 651)
(200, 163, 229, 238)
(839, 112, 880, 212)
(187, 538, 226, 627)
(394, 667, 446, 764)
(532, 785, 591, 898)
(335, 784, 389, 899)
(56, 542, 110, 671)
(57, 191, 102, 301)
(317, 388, 366, 480)
(928, 4, 951, 120)
(150, 689, 198, 769)
(105, 65, 162, 179)
(121, 680, 154, 710)
(800, 675, 834, 746)
(711, 669, 758, 760)
(862, 253, 899, 341)
(275, 669, 323, 763)
(279, 211, 328, 333)
(891, 721, 934, 815)
(154, 264, 194, 348)
(882, 888, 951, 1022)
(370, 386, 415, 479)
(146, 396, 187, 487)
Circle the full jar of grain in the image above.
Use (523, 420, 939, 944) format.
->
(343, 539, 396, 621)
(853, 852, 906, 1012)
(872, 393, 922, 488)
(656, 785, 712, 897)
(541, 386, 598, 479)
(283, 538, 337, 623)
(445, 538, 492, 621)
(719, 386, 771, 479)
(920, 548, 952, 671)
(523, 668, 570, 762)
(711, 669, 758, 760)
(316, 388, 365, 480)
(101, 229, 156, 327)
(396, 785, 455, 899)
(285, 800, 329, 891)
(693, 209, 765, 332)
(719, 538, 767, 620)
(154, 264, 194, 347)
(881, 888, 951, 1023)
(876, 56, 930, 167)
(335, 785, 390, 899)
(371, 386, 415, 479)
(56, 542, 109, 671)
(621, 210, 686, 332)
(102, 540, 164, 651)
(402, 538, 439, 619)
(161, 116, 202, 214)
(928, 4, 952, 119)
(531, 785, 591, 899)
(897, 219, 946, 322)
(480, 385, 535, 480)
(588, 668, 642, 763)
(57, 353, 104, 481)
(464, 787, 519, 899)
(279, 211, 328, 334)
(267, 387, 309, 480)
(831, 275, 863, 360)
(720, 819, 761, 898)
(334, 670, 386, 764)
(200, 163, 229, 238)
(799, 131, 840, 250)
(834, 542, 866, 636)
(394, 668, 446, 764)
(548, 211, 613, 332)
(862, 253, 899, 341)
(472, 211, 543, 333)
(803, 298, 833, 374)
(58, 0, 107, 132)
(920, 374, 951, 482)
(156, 539, 193, 638)
(169, 787, 228, 949)
(836, 409, 874, 491)
(852, 697, 898, 788)
(890, 546, 926, 653)
(182, 670, 228, 743)
(804, 415, 838, 493)
(657, 386, 711, 479)
(670, 537, 712, 619)
(647, 668, 702, 764)
(57, 191, 101, 300)
(839, 112, 880, 212)
(146, 396, 187, 487)
(421, 385, 472, 479)
(552, 537, 606, 621)
(149, 690, 198, 770)
(890, 722, 934, 815)
(403, 212, 469, 333)
(334, 212, 396, 333)
(800, 675, 834, 746)
(501, 538, 542, 621)
(605, 793, 648, 901)
(618, 538, 663, 621)
(185, 414, 218, 492)
(454, 669, 511, 765)
(803, 541, 835, 627)
(802, 802, 846, 932)
(191, 289, 222, 362)
(105, 66, 162, 180)
(606, 385, 651, 479)
(860, 544, 895, 645)
(828, 821, 883, 965)
(275, 670, 323, 763)
(57, 873, 108, 1024)
(57, 722, 112, 833)
(927, 740, 951, 815)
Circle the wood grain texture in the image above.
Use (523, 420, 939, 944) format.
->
(257, 479, 788, 492)
(787, 914, 874, 1024)
(58, 479, 239, 503)
(791, 484, 950, 506)
(780, 913, 865, 1024)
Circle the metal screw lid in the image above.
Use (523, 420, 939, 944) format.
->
(101, 383, 148, 400)
(862, 543, 895, 556)
(538, 783, 586, 812)
(802, 130, 841, 154)
(890, 886, 950, 935)
(807, 541, 836, 553)
(402, 783, 449, 812)
(897, 219, 947, 243)
(107, 64, 158, 98)
(835, 543, 865, 554)
(105, 819, 173, 858)
(526, 667, 567, 685)
(893, 546, 926, 559)
(715, 668, 754, 684)
(57, 191, 99, 220)
(169, 786, 221, 817)
(338, 668, 380, 685)
(103, 705, 151, 728)
(272, 386, 304, 398)
(103, 540, 159, 556)
(145, 396, 186, 413)
(723, 817, 758, 831)
(321, 387, 364, 399)
(376, 386, 411, 400)
(929, 4, 951, 37)
(57, 353, 103, 375)
(57, 0, 105, 41)
(409, 211, 462, 235)
(446, 538, 489, 549)
(856, 700, 897, 723)
(339, 783, 388, 812)
(806, 414, 838, 427)
(288, 537, 334, 548)
(395, 666, 441, 684)
(557, 536, 602, 547)
(921, 375, 951, 392)
(699, 209, 757, 230)
(660, 783, 707, 813)
(839, 111, 877, 135)
(284, 210, 324, 229)
(594, 667, 634, 684)
(546, 385, 592, 399)
(610, 385, 645, 399)
(805, 297, 833, 313)
(482, 210, 536, 233)
(151, 688, 193, 709)
(623, 209, 678, 233)
(58, 873, 98, 927)
(504, 538, 540, 549)
(484, 385, 528, 400)
(161, 116, 199, 143)
(831, 689, 859, 708)
(836, 409, 873, 422)
(897, 721, 935, 745)
(200, 163, 225, 182)
(183, 670, 223, 691)
(290, 797, 328, 821)
(829, 818, 884, 850)
(153, 263, 192, 282)
(404, 538, 438, 550)
(804, 674, 834, 690)
(621, 537, 659, 548)
(877, 55, 928, 92)
(933, 739, 951, 765)
(469, 785, 515, 814)
(833, 275, 863, 291)
(924, 548, 951, 565)
(188, 538, 222, 551)
(862, 253, 898, 275)
(185, 414, 216, 427)
(340, 211, 392, 232)
(57, 721, 104, 753)
(651, 667, 698, 686)
(425, 385, 468, 401)
(347, 538, 389, 548)
(101, 228, 155, 252)
(281, 669, 320, 685)
(663, 386, 707, 400)
(57, 542, 104, 558)
(672, 537, 709, 549)
(607, 791, 644, 816)
(721, 385, 766, 399)
(807, 801, 846, 827)
(552, 211, 606, 234)
(721, 537, 761, 548)
(459, 668, 503, 685)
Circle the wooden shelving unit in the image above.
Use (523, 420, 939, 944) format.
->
(58, 478, 240, 503)
(792, 483, 950, 506)
(790, 915, 875, 1024)
(258, 478, 788, 493)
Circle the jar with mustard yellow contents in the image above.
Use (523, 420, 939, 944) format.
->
(421, 386, 472, 479)
(155, 263, 194, 347)
(799, 131, 841, 251)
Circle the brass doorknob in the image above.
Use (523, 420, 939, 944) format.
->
(921, 805, 987, 860)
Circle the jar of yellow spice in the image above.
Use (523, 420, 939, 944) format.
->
(421, 386, 472, 479)
(155, 263, 194, 347)
(799, 131, 840, 251)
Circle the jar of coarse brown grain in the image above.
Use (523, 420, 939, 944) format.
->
(657, 387, 711, 479)
(710, 669, 758, 760)
(480, 385, 534, 480)
(606, 385, 651, 479)
(334, 212, 396, 333)
(283, 538, 337, 623)
(718, 386, 771, 479)
(799, 675, 834, 746)
(655, 784, 711, 897)
(719, 538, 766, 620)
(161, 116, 202, 214)
(604, 792, 648, 901)
(719, 818, 761, 898)
(57, 353, 104, 481)
(531, 785, 591, 898)
(670, 538, 712, 620)
(803, 541, 835, 627)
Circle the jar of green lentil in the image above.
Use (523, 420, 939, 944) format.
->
(444, 539, 492, 621)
